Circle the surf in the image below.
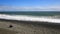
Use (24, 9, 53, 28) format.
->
(0, 14, 60, 23)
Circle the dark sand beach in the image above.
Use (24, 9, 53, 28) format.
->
(0, 19, 60, 34)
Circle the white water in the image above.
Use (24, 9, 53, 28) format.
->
(0, 14, 60, 23)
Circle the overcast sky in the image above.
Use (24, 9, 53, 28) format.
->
(0, 0, 60, 11)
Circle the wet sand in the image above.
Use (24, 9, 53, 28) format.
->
(0, 19, 60, 34)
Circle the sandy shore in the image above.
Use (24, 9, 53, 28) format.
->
(0, 19, 60, 34)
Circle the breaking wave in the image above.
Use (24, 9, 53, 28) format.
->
(0, 14, 60, 23)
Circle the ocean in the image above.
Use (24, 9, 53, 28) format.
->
(0, 11, 60, 16)
(0, 11, 60, 23)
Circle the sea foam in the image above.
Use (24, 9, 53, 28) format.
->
(0, 14, 60, 23)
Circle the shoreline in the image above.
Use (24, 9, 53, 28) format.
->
(0, 19, 60, 34)
(0, 19, 60, 28)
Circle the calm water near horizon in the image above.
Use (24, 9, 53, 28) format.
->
(0, 11, 60, 16)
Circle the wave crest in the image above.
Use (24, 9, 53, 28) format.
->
(0, 14, 60, 23)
